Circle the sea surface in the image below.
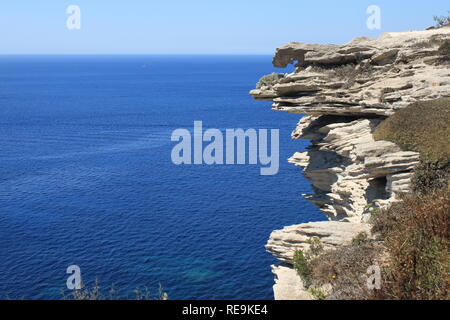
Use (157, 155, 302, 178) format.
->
(0, 55, 324, 300)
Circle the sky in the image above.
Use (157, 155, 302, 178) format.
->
(0, 0, 448, 54)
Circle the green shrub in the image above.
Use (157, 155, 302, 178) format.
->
(308, 287, 327, 300)
(256, 73, 285, 89)
(306, 237, 324, 256)
(352, 232, 369, 245)
(293, 237, 324, 287)
(293, 250, 313, 286)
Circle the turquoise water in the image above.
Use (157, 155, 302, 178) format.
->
(0, 55, 324, 299)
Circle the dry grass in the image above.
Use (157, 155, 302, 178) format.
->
(308, 241, 383, 300)
(374, 98, 450, 193)
(310, 63, 374, 89)
(371, 191, 449, 300)
(412, 160, 450, 194)
(373, 98, 450, 164)
(305, 191, 449, 300)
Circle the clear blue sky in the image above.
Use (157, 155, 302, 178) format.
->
(0, 0, 448, 54)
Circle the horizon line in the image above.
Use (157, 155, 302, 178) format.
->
(0, 53, 274, 56)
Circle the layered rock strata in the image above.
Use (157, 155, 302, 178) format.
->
(251, 27, 450, 299)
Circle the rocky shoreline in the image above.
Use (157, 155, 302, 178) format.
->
(251, 26, 450, 300)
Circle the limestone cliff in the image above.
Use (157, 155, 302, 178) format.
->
(251, 26, 450, 300)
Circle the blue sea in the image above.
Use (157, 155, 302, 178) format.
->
(0, 55, 324, 300)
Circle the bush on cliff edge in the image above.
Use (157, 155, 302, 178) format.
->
(371, 191, 449, 300)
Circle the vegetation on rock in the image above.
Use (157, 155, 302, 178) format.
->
(371, 191, 449, 299)
(374, 98, 450, 193)
(293, 250, 313, 286)
(308, 241, 383, 300)
(373, 98, 450, 164)
(434, 11, 450, 27)
(256, 73, 285, 89)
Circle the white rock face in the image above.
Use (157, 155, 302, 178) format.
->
(272, 265, 313, 300)
(266, 221, 371, 264)
(251, 27, 450, 300)
(251, 27, 450, 117)
(288, 116, 420, 220)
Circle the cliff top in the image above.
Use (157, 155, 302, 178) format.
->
(251, 27, 450, 117)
